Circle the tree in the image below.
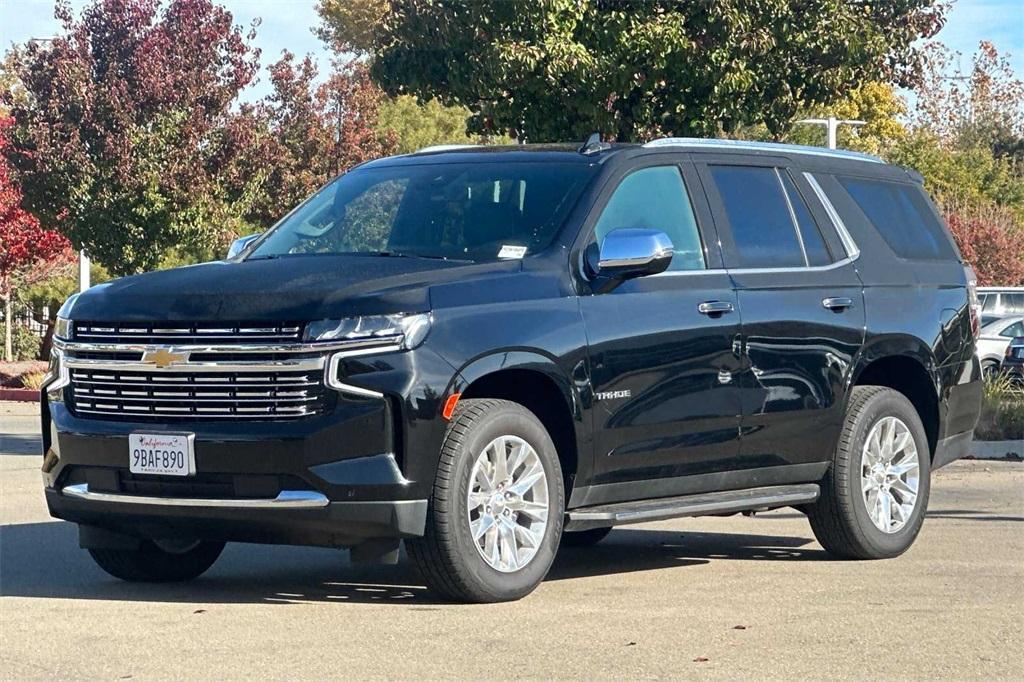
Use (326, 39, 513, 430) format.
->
(944, 202, 1024, 286)
(1, 117, 72, 361)
(239, 53, 397, 228)
(377, 95, 473, 155)
(341, 0, 946, 142)
(3, 0, 263, 275)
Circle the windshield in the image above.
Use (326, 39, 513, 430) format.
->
(248, 161, 596, 262)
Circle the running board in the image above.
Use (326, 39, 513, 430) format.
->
(564, 484, 820, 532)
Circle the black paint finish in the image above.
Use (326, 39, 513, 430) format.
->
(43, 143, 983, 547)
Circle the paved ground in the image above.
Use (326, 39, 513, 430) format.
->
(2, 402, 1022, 680)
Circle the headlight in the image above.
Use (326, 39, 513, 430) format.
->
(305, 313, 431, 350)
(54, 316, 73, 341)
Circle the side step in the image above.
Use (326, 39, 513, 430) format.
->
(564, 484, 820, 532)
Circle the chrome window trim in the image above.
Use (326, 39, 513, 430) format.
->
(325, 344, 403, 398)
(643, 137, 884, 164)
(803, 172, 861, 260)
(62, 483, 330, 509)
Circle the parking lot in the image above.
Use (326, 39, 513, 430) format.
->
(2, 402, 1022, 680)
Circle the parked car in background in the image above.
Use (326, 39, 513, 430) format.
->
(977, 316, 1024, 378)
(1002, 337, 1024, 384)
(41, 138, 982, 602)
(978, 287, 1024, 317)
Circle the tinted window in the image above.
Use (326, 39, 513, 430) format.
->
(251, 162, 596, 262)
(594, 166, 705, 271)
(838, 177, 956, 260)
(1000, 321, 1024, 338)
(710, 166, 805, 268)
(779, 172, 832, 266)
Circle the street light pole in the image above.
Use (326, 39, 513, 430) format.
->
(795, 116, 866, 150)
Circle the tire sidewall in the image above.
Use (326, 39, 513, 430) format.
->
(844, 392, 931, 557)
(444, 404, 565, 601)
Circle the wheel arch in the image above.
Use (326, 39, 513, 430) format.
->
(849, 335, 941, 459)
(450, 352, 586, 497)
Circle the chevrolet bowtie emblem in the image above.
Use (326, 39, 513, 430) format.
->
(141, 348, 190, 368)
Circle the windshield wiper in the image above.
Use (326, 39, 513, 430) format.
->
(374, 251, 473, 263)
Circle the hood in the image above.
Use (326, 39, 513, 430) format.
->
(67, 255, 511, 323)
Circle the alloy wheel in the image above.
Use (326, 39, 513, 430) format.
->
(466, 435, 550, 572)
(860, 416, 921, 533)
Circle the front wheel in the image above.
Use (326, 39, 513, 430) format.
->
(89, 539, 225, 582)
(807, 386, 931, 559)
(407, 399, 565, 603)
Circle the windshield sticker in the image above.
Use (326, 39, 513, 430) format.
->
(498, 245, 528, 260)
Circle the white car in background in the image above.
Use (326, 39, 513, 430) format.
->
(977, 315, 1024, 377)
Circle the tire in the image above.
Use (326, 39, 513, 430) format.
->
(807, 386, 931, 560)
(561, 527, 612, 547)
(982, 360, 1000, 379)
(88, 540, 225, 582)
(407, 398, 565, 603)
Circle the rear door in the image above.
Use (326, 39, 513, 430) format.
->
(695, 156, 866, 472)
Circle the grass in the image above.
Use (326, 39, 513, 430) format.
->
(975, 373, 1024, 441)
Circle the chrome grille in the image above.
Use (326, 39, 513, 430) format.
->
(73, 322, 303, 345)
(69, 367, 328, 420)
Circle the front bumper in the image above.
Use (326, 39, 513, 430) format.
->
(45, 484, 426, 547)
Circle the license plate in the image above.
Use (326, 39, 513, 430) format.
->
(129, 433, 195, 476)
(1016, 347, 1024, 359)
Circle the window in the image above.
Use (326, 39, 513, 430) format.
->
(710, 165, 809, 268)
(1001, 294, 1024, 314)
(838, 176, 956, 260)
(594, 166, 705, 271)
(779, 173, 832, 266)
(999, 321, 1024, 338)
(250, 162, 597, 262)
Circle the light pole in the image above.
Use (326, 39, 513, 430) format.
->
(796, 116, 866, 150)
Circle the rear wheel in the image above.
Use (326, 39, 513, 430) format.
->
(89, 540, 224, 582)
(807, 386, 931, 559)
(407, 399, 565, 603)
(561, 527, 612, 547)
(982, 360, 1000, 379)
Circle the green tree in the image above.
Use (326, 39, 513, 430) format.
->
(377, 95, 473, 154)
(342, 0, 945, 142)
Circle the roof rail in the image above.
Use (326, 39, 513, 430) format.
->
(415, 144, 478, 154)
(642, 137, 884, 164)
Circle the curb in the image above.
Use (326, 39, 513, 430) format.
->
(0, 388, 40, 402)
(968, 440, 1023, 461)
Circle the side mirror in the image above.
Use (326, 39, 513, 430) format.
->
(227, 233, 262, 259)
(592, 228, 674, 280)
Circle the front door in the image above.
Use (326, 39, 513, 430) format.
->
(577, 160, 744, 506)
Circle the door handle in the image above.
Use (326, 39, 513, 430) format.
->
(698, 301, 734, 316)
(822, 297, 854, 311)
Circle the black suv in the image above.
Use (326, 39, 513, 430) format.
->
(41, 138, 983, 602)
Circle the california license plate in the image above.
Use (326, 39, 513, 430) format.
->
(129, 433, 195, 476)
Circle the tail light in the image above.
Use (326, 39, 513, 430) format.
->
(965, 267, 980, 339)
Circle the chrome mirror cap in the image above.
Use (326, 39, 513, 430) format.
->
(227, 233, 262, 259)
(596, 228, 674, 279)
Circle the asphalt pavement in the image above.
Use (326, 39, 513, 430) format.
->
(2, 402, 1022, 680)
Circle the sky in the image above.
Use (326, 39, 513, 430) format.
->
(1, 0, 1022, 105)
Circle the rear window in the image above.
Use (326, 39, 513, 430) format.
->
(838, 177, 956, 260)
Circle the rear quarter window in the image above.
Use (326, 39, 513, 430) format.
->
(837, 176, 957, 261)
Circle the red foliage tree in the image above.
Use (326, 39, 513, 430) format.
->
(4, 0, 261, 275)
(238, 53, 396, 228)
(0, 117, 72, 361)
(944, 204, 1024, 286)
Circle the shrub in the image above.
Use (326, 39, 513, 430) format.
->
(11, 324, 41, 361)
(975, 374, 1024, 441)
(944, 201, 1024, 286)
(18, 371, 46, 390)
